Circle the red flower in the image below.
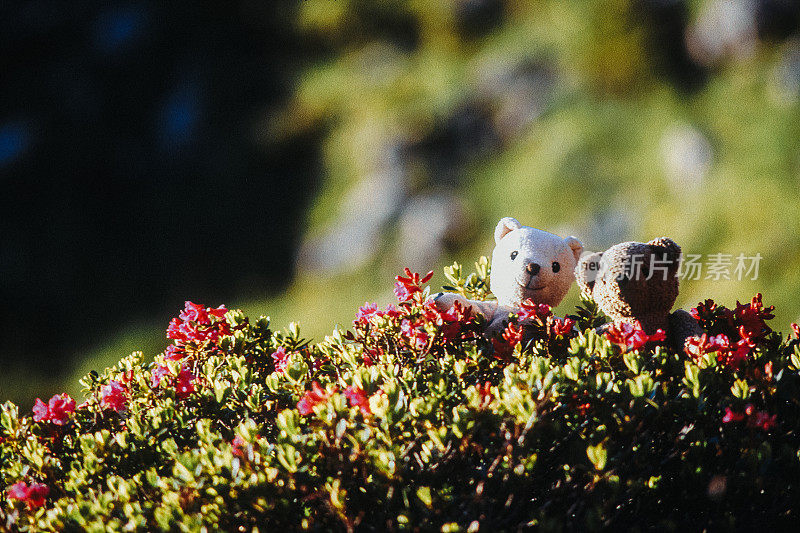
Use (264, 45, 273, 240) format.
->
(691, 298, 734, 327)
(722, 404, 777, 431)
(362, 348, 379, 367)
(748, 409, 777, 431)
(717, 341, 751, 369)
(685, 332, 754, 369)
(722, 407, 745, 423)
(732, 293, 774, 340)
(394, 268, 433, 302)
(791, 323, 800, 340)
(271, 346, 290, 373)
(437, 301, 474, 341)
(551, 317, 575, 337)
(207, 305, 228, 319)
(492, 322, 523, 359)
(179, 301, 210, 324)
(298, 381, 332, 416)
(604, 321, 666, 352)
(383, 304, 402, 319)
(401, 319, 429, 351)
(518, 299, 552, 323)
(684, 333, 731, 361)
(6, 481, 49, 509)
(175, 366, 196, 399)
(503, 322, 523, 345)
(167, 318, 188, 342)
(344, 386, 371, 415)
(167, 302, 232, 346)
(477, 381, 493, 408)
(764, 361, 774, 381)
(100, 380, 128, 412)
(32, 393, 76, 425)
(151, 363, 197, 398)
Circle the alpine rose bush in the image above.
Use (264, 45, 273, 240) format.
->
(3, 262, 800, 531)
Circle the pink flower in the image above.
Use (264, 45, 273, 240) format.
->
(32, 398, 48, 421)
(100, 380, 128, 412)
(6, 481, 49, 509)
(355, 302, 380, 324)
(344, 386, 371, 415)
(178, 321, 201, 342)
(297, 382, 332, 416)
(231, 435, 247, 458)
(151, 364, 170, 387)
(166, 317, 188, 342)
(175, 366, 196, 399)
(32, 393, 76, 425)
(179, 301, 210, 324)
(164, 344, 185, 361)
(271, 346, 290, 373)
(393, 282, 415, 303)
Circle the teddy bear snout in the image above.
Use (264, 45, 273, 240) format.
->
(526, 262, 541, 275)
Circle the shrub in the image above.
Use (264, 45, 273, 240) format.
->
(3, 261, 800, 531)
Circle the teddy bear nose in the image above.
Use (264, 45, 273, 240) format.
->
(526, 262, 541, 275)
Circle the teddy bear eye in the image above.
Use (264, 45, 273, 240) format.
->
(552, 261, 560, 273)
(510, 251, 518, 260)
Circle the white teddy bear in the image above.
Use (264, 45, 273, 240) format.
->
(432, 217, 583, 335)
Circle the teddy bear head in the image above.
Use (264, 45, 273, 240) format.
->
(490, 217, 583, 309)
(575, 237, 682, 332)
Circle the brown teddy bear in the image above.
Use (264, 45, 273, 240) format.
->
(575, 237, 702, 351)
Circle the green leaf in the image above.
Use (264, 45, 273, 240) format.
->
(587, 442, 607, 471)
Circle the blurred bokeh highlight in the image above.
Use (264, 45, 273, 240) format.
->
(2, 0, 800, 405)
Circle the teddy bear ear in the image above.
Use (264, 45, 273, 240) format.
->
(647, 237, 682, 266)
(494, 217, 522, 244)
(564, 236, 583, 262)
(575, 251, 603, 295)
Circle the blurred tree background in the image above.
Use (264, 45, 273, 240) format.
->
(2, 0, 800, 405)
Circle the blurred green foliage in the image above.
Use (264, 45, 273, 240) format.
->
(10, 0, 800, 406)
(263, 0, 800, 339)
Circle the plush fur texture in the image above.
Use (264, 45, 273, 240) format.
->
(575, 237, 702, 350)
(433, 217, 583, 335)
